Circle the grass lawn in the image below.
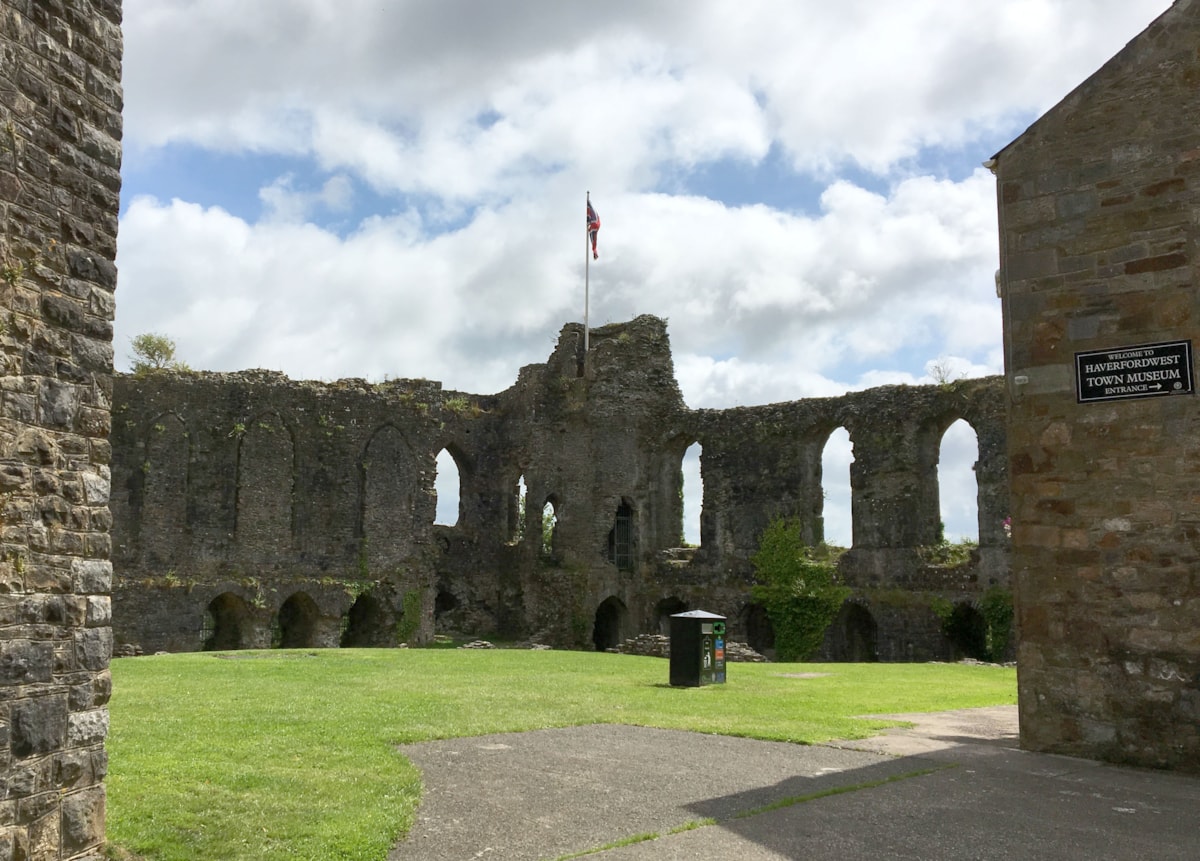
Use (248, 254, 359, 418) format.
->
(106, 650, 1016, 861)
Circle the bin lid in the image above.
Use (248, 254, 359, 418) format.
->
(669, 610, 726, 620)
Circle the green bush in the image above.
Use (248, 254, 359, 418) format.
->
(751, 518, 850, 661)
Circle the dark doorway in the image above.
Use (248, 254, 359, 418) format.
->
(277, 592, 320, 648)
(946, 602, 988, 661)
(839, 602, 878, 661)
(592, 596, 628, 651)
(341, 592, 390, 647)
(741, 603, 775, 656)
(202, 592, 251, 651)
(654, 596, 687, 634)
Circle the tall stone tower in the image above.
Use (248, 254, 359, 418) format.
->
(0, 1, 121, 856)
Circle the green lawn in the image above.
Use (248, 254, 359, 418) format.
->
(106, 650, 1016, 861)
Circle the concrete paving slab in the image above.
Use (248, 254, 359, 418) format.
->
(388, 708, 1200, 861)
(389, 725, 930, 861)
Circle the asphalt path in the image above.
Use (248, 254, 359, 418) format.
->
(388, 706, 1200, 861)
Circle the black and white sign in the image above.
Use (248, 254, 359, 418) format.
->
(1075, 340, 1193, 403)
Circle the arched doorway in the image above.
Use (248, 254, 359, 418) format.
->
(654, 596, 687, 634)
(838, 602, 878, 662)
(340, 591, 390, 647)
(592, 596, 628, 651)
(202, 592, 252, 651)
(277, 592, 320, 648)
(740, 603, 774, 656)
(945, 602, 987, 661)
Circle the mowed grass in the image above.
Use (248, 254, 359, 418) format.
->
(106, 650, 1016, 861)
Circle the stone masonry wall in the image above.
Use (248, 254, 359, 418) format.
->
(997, 0, 1200, 770)
(0, 1, 121, 857)
(111, 316, 1010, 664)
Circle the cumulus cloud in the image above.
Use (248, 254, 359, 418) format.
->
(115, 0, 1173, 542)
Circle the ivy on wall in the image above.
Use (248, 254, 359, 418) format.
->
(751, 517, 850, 662)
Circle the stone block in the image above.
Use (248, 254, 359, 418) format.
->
(60, 786, 104, 857)
(10, 695, 68, 758)
(66, 709, 107, 748)
(0, 641, 52, 685)
(73, 628, 110, 671)
(70, 559, 109, 594)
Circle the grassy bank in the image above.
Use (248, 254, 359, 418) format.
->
(106, 650, 1015, 860)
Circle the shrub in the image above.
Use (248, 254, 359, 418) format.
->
(751, 517, 850, 661)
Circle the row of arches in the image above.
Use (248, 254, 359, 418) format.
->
(201, 590, 394, 651)
(678, 419, 982, 549)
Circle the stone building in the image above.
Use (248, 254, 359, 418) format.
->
(0, 0, 121, 857)
(110, 316, 1011, 663)
(996, 0, 1200, 770)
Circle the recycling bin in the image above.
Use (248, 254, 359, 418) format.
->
(669, 610, 727, 687)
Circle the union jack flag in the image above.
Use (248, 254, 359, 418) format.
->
(587, 200, 600, 259)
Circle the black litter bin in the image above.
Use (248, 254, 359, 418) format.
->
(669, 610, 727, 687)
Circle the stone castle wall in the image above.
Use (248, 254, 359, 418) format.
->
(0, 0, 121, 857)
(111, 316, 1010, 662)
(998, 0, 1200, 770)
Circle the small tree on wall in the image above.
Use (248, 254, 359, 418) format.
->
(130, 332, 190, 375)
(751, 517, 850, 662)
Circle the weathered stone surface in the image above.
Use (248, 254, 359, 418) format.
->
(10, 695, 68, 758)
(997, 0, 1200, 771)
(110, 317, 1009, 663)
(0, 0, 118, 855)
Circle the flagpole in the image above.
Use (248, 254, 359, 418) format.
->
(584, 191, 591, 363)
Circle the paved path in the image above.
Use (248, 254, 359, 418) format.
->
(389, 707, 1200, 861)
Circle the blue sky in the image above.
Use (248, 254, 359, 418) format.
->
(115, 0, 1175, 542)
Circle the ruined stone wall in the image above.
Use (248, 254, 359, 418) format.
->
(112, 316, 1009, 664)
(0, 1, 121, 856)
(997, 0, 1200, 770)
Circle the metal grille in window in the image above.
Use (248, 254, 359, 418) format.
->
(200, 610, 215, 648)
(612, 503, 633, 571)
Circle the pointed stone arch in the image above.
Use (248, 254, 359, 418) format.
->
(507, 473, 528, 544)
(202, 592, 252, 651)
(236, 411, 295, 556)
(819, 427, 854, 548)
(433, 446, 465, 527)
(681, 441, 703, 547)
(607, 498, 636, 571)
(654, 596, 688, 634)
(340, 591, 393, 647)
(359, 424, 419, 569)
(938, 418, 980, 543)
(540, 495, 561, 560)
(276, 592, 320, 649)
(141, 413, 189, 555)
(592, 596, 628, 651)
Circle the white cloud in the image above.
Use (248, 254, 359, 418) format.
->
(115, 0, 1172, 550)
(123, 0, 1173, 187)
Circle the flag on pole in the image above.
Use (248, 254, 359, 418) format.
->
(587, 200, 600, 259)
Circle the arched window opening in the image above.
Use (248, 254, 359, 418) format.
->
(341, 592, 390, 647)
(277, 592, 320, 649)
(607, 500, 634, 571)
(508, 474, 528, 544)
(434, 448, 461, 527)
(593, 596, 628, 651)
(939, 419, 979, 543)
(681, 442, 702, 547)
(202, 593, 251, 651)
(540, 499, 558, 558)
(820, 428, 853, 548)
(654, 596, 688, 634)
